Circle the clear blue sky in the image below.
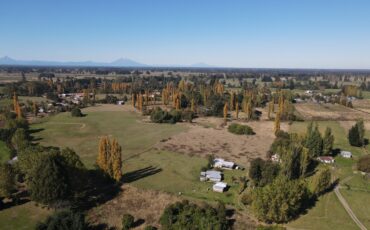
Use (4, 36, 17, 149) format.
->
(1, 0, 370, 68)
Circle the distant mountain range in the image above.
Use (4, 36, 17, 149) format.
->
(0, 56, 213, 68)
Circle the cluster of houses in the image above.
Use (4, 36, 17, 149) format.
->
(199, 158, 238, 193)
(272, 150, 352, 165)
(58, 93, 93, 105)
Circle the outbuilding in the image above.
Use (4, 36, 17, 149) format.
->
(317, 156, 335, 164)
(213, 182, 227, 193)
(200, 170, 222, 182)
(340, 151, 352, 158)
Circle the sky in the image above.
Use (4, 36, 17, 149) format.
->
(1, 0, 370, 69)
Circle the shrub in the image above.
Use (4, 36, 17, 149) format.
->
(36, 210, 87, 230)
(71, 108, 83, 117)
(160, 200, 229, 229)
(150, 108, 182, 124)
(122, 214, 134, 230)
(357, 155, 370, 173)
(228, 123, 254, 135)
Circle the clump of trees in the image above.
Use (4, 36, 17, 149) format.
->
(249, 158, 279, 187)
(247, 122, 335, 223)
(150, 107, 194, 124)
(357, 155, 370, 173)
(252, 176, 309, 223)
(160, 200, 229, 229)
(17, 146, 86, 207)
(348, 120, 365, 147)
(228, 123, 255, 135)
(36, 210, 87, 230)
(96, 136, 122, 182)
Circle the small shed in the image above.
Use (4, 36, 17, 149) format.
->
(213, 182, 227, 193)
(200, 170, 222, 182)
(340, 151, 352, 158)
(214, 158, 235, 169)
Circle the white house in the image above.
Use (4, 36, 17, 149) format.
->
(213, 182, 227, 193)
(213, 158, 235, 169)
(200, 170, 222, 182)
(317, 156, 335, 164)
(340, 151, 352, 158)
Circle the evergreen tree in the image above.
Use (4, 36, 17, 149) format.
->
(323, 127, 334, 155)
(348, 120, 365, 147)
(11, 128, 28, 151)
(36, 210, 87, 230)
(305, 123, 323, 157)
(29, 154, 70, 205)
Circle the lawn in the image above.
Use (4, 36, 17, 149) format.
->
(0, 202, 51, 230)
(287, 192, 357, 230)
(340, 189, 370, 229)
(32, 105, 187, 167)
(0, 140, 11, 163)
(31, 104, 246, 205)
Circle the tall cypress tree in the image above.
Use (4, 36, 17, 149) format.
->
(323, 127, 334, 155)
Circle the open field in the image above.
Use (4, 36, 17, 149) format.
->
(294, 103, 370, 121)
(156, 117, 289, 167)
(0, 201, 51, 230)
(31, 104, 248, 205)
(32, 104, 186, 167)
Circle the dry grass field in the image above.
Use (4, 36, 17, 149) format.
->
(156, 117, 289, 167)
(295, 103, 370, 120)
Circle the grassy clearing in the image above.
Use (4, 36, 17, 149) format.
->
(0, 140, 11, 163)
(340, 189, 370, 229)
(124, 150, 246, 205)
(32, 105, 186, 167)
(0, 202, 51, 230)
(31, 105, 246, 205)
(287, 192, 357, 230)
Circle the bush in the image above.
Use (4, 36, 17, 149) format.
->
(357, 155, 370, 173)
(150, 108, 182, 124)
(71, 108, 83, 117)
(36, 210, 87, 230)
(122, 214, 134, 230)
(228, 123, 254, 135)
(160, 200, 229, 229)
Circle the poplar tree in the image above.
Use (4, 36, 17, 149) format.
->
(223, 103, 228, 122)
(111, 138, 122, 182)
(274, 111, 281, 134)
(97, 136, 110, 173)
(235, 102, 239, 119)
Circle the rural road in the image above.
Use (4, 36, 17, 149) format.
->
(334, 185, 368, 230)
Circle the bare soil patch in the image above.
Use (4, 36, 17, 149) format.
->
(156, 117, 288, 167)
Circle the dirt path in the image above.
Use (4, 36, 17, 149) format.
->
(334, 181, 368, 230)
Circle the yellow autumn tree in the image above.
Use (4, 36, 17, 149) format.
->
(274, 111, 281, 134)
(97, 136, 110, 173)
(235, 102, 239, 119)
(111, 138, 122, 182)
(223, 103, 228, 122)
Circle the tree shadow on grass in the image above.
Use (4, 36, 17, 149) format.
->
(73, 169, 121, 212)
(122, 166, 162, 183)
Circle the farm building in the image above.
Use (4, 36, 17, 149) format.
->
(213, 182, 227, 193)
(200, 170, 222, 182)
(213, 158, 235, 169)
(317, 156, 335, 164)
(340, 151, 352, 158)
